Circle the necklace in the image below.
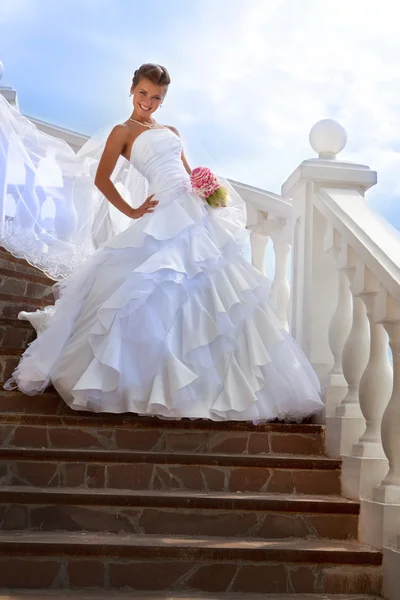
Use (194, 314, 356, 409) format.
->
(129, 117, 157, 129)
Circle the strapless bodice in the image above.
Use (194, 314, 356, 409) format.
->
(130, 128, 191, 195)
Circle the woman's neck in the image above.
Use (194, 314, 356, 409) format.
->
(130, 111, 155, 125)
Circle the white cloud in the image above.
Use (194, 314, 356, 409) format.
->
(0, 0, 35, 23)
(160, 0, 400, 213)
(1, 0, 400, 221)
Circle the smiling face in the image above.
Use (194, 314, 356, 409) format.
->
(130, 77, 167, 121)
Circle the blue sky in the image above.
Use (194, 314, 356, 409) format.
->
(1, 0, 400, 228)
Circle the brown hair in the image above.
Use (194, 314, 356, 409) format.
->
(132, 64, 171, 88)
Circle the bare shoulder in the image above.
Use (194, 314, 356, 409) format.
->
(107, 123, 131, 142)
(165, 125, 180, 137)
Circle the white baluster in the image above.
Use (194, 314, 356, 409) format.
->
(326, 254, 370, 457)
(0, 126, 9, 222)
(337, 295, 370, 416)
(52, 174, 78, 241)
(328, 270, 353, 380)
(15, 162, 40, 232)
(377, 320, 400, 494)
(269, 239, 291, 330)
(250, 230, 268, 274)
(359, 293, 400, 550)
(353, 293, 392, 457)
(34, 186, 48, 232)
(323, 269, 353, 421)
(341, 271, 392, 501)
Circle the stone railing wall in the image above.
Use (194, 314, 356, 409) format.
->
(231, 180, 292, 330)
(282, 118, 400, 600)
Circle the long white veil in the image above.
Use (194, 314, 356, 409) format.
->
(0, 94, 148, 280)
(0, 95, 247, 281)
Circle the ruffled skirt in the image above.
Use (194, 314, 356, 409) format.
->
(7, 185, 323, 422)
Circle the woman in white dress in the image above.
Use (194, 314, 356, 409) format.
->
(4, 63, 323, 422)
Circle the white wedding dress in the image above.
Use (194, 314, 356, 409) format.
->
(6, 126, 323, 421)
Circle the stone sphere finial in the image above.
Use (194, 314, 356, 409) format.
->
(309, 119, 347, 159)
(0, 61, 4, 82)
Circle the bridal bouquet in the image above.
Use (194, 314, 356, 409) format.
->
(190, 167, 228, 208)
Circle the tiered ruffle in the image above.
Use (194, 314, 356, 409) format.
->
(8, 187, 322, 422)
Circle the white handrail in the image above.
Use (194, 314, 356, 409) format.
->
(316, 187, 400, 299)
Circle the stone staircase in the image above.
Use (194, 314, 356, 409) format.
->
(0, 248, 383, 598)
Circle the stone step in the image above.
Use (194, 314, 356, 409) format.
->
(0, 263, 53, 354)
(0, 352, 22, 385)
(0, 420, 326, 456)
(0, 594, 385, 600)
(0, 293, 49, 313)
(0, 391, 68, 414)
(0, 486, 359, 539)
(0, 266, 53, 299)
(0, 531, 382, 594)
(0, 318, 36, 350)
(0, 448, 341, 494)
(0, 248, 54, 280)
(0, 294, 46, 330)
(0, 390, 318, 426)
(0, 292, 45, 357)
(0, 392, 326, 457)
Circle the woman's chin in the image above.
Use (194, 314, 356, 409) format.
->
(136, 107, 154, 119)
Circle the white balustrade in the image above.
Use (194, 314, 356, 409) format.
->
(52, 174, 78, 241)
(238, 181, 292, 330)
(327, 270, 352, 383)
(323, 264, 353, 422)
(284, 118, 400, 569)
(324, 245, 370, 457)
(357, 317, 391, 454)
(337, 297, 370, 418)
(0, 126, 8, 223)
(374, 290, 400, 499)
(250, 229, 268, 274)
(248, 222, 292, 330)
(323, 225, 353, 417)
(16, 162, 41, 232)
(269, 238, 291, 330)
(353, 267, 392, 459)
(340, 266, 392, 501)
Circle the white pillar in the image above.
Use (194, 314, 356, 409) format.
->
(250, 230, 268, 274)
(0, 126, 9, 225)
(338, 296, 370, 416)
(383, 539, 400, 600)
(12, 153, 42, 249)
(282, 119, 377, 381)
(329, 271, 353, 379)
(324, 269, 353, 417)
(269, 239, 291, 330)
(326, 255, 370, 457)
(14, 142, 46, 242)
(53, 174, 78, 241)
(359, 291, 400, 549)
(341, 273, 392, 500)
(354, 301, 392, 458)
(376, 320, 400, 496)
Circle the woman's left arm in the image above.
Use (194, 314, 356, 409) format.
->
(168, 126, 191, 175)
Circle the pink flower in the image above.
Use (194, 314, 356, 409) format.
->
(190, 167, 220, 199)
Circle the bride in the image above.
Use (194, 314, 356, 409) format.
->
(3, 63, 323, 422)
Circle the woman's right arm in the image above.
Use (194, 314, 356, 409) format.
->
(95, 125, 158, 219)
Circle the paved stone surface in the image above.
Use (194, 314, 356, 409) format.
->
(0, 592, 385, 599)
(0, 530, 382, 556)
(0, 248, 383, 596)
(0, 447, 342, 494)
(0, 486, 360, 539)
